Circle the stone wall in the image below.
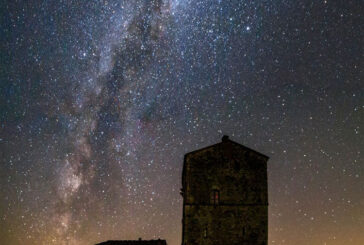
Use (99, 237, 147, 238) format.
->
(182, 138, 268, 245)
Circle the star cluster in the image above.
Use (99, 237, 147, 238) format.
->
(0, 0, 363, 245)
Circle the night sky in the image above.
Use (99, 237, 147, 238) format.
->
(0, 0, 363, 245)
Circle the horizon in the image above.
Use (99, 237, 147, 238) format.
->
(1, 0, 363, 244)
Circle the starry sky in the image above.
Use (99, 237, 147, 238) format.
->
(0, 0, 363, 244)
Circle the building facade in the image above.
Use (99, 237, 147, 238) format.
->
(181, 136, 269, 245)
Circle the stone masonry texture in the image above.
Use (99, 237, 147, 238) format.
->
(181, 136, 269, 245)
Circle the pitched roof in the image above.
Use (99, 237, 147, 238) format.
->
(184, 135, 269, 159)
(95, 240, 167, 245)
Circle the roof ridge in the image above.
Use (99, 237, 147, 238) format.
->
(184, 136, 269, 159)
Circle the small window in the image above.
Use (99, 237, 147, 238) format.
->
(234, 161, 240, 171)
(211, 189, 219, 205)
(203, 226, 208, 238)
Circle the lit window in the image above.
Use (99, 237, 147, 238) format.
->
(204, 227, 208, 238)
(211, 189, 219, 205)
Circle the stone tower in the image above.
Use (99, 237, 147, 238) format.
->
(181, 136, 269, 245)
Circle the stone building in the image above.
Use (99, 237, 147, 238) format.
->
(95, 239, 167, 245)
(181, 136, 269, 245)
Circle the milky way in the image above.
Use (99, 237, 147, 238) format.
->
(1, 1, 363, 245)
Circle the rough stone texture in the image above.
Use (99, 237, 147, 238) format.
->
(181, 136, 269, 245)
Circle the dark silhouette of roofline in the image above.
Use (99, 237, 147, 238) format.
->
(184, 135, 269, 160)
